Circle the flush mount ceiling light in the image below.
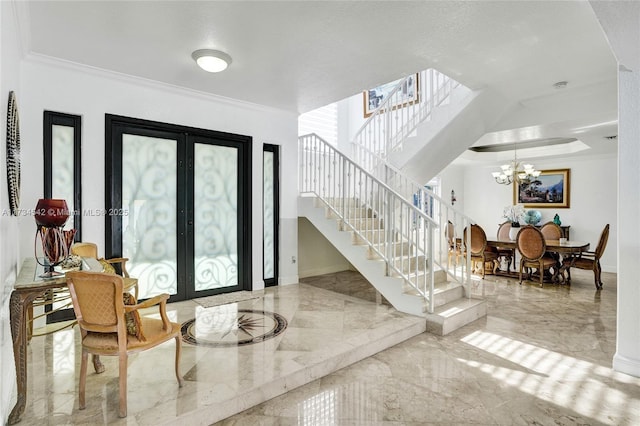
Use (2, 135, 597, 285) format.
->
(192, 49, 232, 73)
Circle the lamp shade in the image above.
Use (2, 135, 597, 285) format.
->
(34, 199, 70, 227)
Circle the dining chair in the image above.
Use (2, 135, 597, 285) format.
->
(463, 224, 499, 277)
(71, 242, 138, 298)
(540, 221, 563, 240)
(539, 221, 563, 261)
(516, 225, 558, 287)
(496, 221, 515, 272)
(66, 271, 183, 418)
(445, 220, 463, 268)
(562, 224, 609, 289)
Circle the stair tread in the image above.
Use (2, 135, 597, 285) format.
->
(403, 280, 461, 296)
(429, 298, 485, 318)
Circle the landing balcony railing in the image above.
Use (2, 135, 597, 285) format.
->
(299, 134, 472, 313)
(353, 68, 462, 173)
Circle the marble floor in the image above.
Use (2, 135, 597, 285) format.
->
(15, 271, 424, 425)
(13, 268, 640, 425)
(221, 269, 640, 426)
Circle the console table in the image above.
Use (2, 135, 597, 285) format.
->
(8, 257, 137, 425)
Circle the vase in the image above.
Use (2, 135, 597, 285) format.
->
(509, 226, 520, 241)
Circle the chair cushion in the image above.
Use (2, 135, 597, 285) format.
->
(98, 258, 116, 274)
(572, 258, 595, 270)
(123, 293, 145, 341)
(82, 318, 179, 352)
(524, 256, 557, 268)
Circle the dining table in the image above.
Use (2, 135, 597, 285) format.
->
(485, 238, 590, 282)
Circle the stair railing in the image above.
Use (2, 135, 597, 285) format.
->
(353, 68, 462, 173)
(299, 133, 472, 313)
(353, 138, 473, 287)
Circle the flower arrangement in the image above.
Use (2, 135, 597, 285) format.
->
(503, 204, 525, 227)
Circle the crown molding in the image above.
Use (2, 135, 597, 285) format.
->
(22, 52, 296, 116)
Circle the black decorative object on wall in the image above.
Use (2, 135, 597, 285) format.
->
(6, 91, 20, 216)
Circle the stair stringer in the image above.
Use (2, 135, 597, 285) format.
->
(389, 88, 516, 184)
(299, 196, 426, 317)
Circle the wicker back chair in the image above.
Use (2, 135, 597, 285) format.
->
(71, 242, 137, 298)
(563, 224, 610, 289)
(463, 224, 499, 277)
(539, 221, 563, 260)
(445, 220, 463, 268)
(66, 271, 183, 418)
(539, 221, 563, 240)
(516, 225, 558, 286)
(495, 221, 515, 271)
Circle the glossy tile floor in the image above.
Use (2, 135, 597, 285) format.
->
(221, 269, 640, 426)
(16, 271, 424, 425)
(15, 269, 640, 425)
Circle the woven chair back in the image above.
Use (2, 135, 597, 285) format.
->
(67, 271, 124, 329)
(497, 221, 511, 240)
(595, 224, 610, 259)
(464, 224, 487, 256)
(540, 222, 562, 240)
(445, 220, 455, 246)
(71, 242, 99, 258)
(516, 225, 546, 261)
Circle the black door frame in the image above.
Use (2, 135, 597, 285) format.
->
(263, 144, 280, 287)
(105, 114, 252, 301)
(43, 111, 82, 241)
(43, 111, 82, 323)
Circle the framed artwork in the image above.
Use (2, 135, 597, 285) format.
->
(6, 91, 20, 216)
(363, 73, 419, 118)
(514, 168, 570, 208)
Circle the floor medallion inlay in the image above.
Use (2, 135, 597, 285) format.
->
(181, 308, 287, 347)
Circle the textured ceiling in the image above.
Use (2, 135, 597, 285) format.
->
(18, 1, 618, 160)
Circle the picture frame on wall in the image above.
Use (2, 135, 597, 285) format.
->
(363, 73, 419, 118)
(514, 168, 570, 208)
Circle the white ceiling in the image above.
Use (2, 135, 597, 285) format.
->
(19, 1, 619, 160)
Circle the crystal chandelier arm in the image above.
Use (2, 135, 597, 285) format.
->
(491, 141, 539, 185)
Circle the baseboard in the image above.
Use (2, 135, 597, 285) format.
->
(613, 352, 640, 378)
(278, 275, 299, 286)
(298, 264, 351, 279)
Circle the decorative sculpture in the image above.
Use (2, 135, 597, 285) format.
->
(34, 199, 76, 278)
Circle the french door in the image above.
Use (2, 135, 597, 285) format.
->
(105, 115, 251, 302)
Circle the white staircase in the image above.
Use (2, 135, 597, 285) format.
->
(298, 132, 486, 334)
(299, 196, 486, 333)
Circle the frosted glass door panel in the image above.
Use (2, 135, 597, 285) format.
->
(51, 125, 75, 231)
(194, 143, 238, 291)
(263, 151, 275, 280)
(122, 134, 177, 299)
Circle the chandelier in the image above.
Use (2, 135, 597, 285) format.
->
(491, 143, 540, 185)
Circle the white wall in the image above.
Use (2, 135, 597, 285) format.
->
(440, 153, 618, 272)
(1, 49, 300, 421)
(438, 164, 466, 213)
(1, 1, 24, 421)
(590, 0, 640, 378)
(17, 57, 299, 289)
(297, 217, 352, 278)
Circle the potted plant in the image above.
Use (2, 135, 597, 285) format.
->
(503, 205, 525, 240)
